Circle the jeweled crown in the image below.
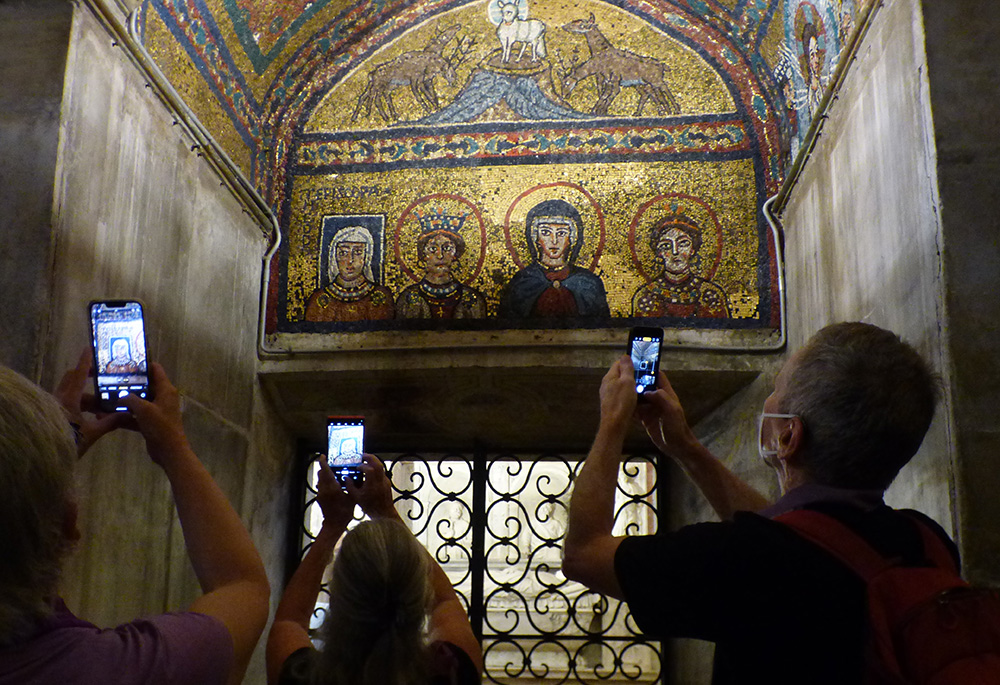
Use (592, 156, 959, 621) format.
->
(416, 207, 468, 235)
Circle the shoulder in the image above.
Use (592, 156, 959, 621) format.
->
(614, 514, 865, 638)
(1, 611, 232, 685)
(567, 265, 604, 286)
(275, 646, 317, 685)
(427, 640, 480, 685)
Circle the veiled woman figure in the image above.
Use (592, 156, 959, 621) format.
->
(304, 225, 394, 322)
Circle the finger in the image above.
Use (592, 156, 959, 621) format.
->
(119, 391, 154, 419)
(317, 460, 337, 489)
(80, 392, 102, 415)
(343, 477, 361, 498)
(55, 349, 93, 408)
(148, 362, 176, 398)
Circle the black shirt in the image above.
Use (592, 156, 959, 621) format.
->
(614, 503, 957, 685)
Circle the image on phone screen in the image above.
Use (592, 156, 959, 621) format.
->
(90, 301, 150, 412)
(327, 417, 364, 485)
(629, 330, 662, 395)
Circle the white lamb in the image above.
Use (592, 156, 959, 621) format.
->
(496, 0, 547, 63)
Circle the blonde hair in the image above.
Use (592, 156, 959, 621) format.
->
(0, 365, 77, 645)
(314, 519, 432, 685)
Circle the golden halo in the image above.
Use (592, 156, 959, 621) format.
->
(629, 193, 723, 282)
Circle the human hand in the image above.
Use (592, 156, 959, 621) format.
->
(634, 371, 698, 458)
(119, 363, 190, 466)
(346, 454, 398, 521)
(598, 355, 639, 433)
(53, 348, 132, 456)
(316, 460, 357, 532)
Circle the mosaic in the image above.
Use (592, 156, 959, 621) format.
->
(135, 0, 870, 339)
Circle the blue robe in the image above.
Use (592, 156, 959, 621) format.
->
(500, 263, 610, 318)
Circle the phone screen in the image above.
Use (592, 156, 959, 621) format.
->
(89, 300, 151, 412)
(327, 417, 364, 484)
(628, 327, 663, 395)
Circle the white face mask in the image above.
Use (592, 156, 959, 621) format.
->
(758, 413, 798, 464)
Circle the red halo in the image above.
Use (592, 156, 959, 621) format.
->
(394, 193, 487, 284)
(503, 182, 606, 271)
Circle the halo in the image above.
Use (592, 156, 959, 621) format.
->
(794, 3, 829, 74)
(628, 193, 724, 283)
(488, 0, 528, 26)
(503, 182, 605, 270)
(394, 194, 487, 284)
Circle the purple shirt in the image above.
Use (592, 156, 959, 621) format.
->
(0, 599, 233, 685)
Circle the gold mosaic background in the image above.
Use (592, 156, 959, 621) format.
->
(135, 0, 871, 335)
(286, 159, 759, 320)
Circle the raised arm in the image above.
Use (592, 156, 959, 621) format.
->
(53, 349, 130, 457)
(121, 364, 270, 685)
(266, 461, 355, 685)
(352, 455, 484, 675)
(562, 356, 635, 598)
(636, 369, 770, 519)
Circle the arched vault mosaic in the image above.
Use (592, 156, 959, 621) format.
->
(136, 0, 869, 340)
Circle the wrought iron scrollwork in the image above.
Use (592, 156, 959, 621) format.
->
(298, 450, 661, 683)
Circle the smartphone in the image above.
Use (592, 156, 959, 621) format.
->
(327, 416, 365, 487)
(627, 326, 663, 396)
(89, 300, 152, 413)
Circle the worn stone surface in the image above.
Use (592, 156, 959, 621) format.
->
(780, 0, 952, 530)
(668, 0, 952, 680)
(921, 0, 1000, 587)
(0, 1, 72, 376)
(39, 6, 277, 683)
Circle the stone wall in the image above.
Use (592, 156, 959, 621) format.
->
(664, 0, 953, 680)
(0, 0, 72, 375)
(920, 0, 1000, 587)
(34, 5, 291, 683)
(779, 0, 952, 528)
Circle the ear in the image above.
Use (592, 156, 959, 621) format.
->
(63, 498, 81, 544)
(775, 416, 805, 463)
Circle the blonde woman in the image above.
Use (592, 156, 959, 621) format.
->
(267, 455, 483, 685)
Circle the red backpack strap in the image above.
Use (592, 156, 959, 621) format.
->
(774, 509, 893, 581)
(899, 511, 960, 574)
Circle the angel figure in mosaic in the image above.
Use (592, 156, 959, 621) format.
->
(500, 199, 609, 318)
(305, 225, 394, 322)
(395, 208, 486, 319)
(775, 17, 831, 130)
(631, 215, 730, 319)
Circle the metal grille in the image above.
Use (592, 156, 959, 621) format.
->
(297, 449, 662, 684)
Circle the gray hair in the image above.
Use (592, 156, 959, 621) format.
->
(315, 518, 432, 685)
(0, 365, 77, 645)
(779, 322, 940, 490)
(328, 225, 374, 284)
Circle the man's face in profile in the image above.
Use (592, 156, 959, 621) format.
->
(335, 241, 367, 283)
(535, 218, 573, 268)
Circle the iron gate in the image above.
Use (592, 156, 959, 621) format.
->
(292, 448, 663, 684)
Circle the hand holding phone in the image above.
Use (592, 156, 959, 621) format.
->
(327, 416, 365, 487)
(89, 300, 153, 412)
(627, 326, 663, 396)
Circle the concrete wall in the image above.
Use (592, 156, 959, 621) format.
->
(920, 0, 1000, 587)
(779, 0, 953, 530)
(0, 0, 72, 375)
(32, 5, 292, 683)
(664, 0, 952, 680)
